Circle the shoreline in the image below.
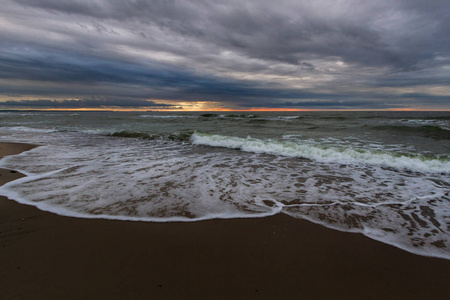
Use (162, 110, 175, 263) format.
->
(0, 142, 449, 299)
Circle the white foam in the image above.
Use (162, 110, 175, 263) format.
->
(270, 116, 300, 120)
(283, 193, 450, 260)
(139, 115, 193, 119)
(396, 119, 450, 130)
(4, 126, 57, 133)
(0, 127, 449, 260)
(190, 133, 450, 174)
(80, 129, 113, 135)
(282, 134, 303, 139)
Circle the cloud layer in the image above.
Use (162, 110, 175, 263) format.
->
(1, 0, 449, 109)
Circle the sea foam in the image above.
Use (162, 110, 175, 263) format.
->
(190, 132, 450, 174)
(0, 118, 449, 260)
(4, 126, 57, 133)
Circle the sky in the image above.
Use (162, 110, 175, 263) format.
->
(0, 0, 449, 111)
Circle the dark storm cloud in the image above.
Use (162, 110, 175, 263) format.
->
(0, 46, 347, 103)
(242, 100, 404, 110)
(0, 48, 190, 85)
(0, 47, 292, 100)
(1, 0, 450, 109)
(15, 0, 450, 70)
(1, 98, 173, 108)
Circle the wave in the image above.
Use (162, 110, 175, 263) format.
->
(399, 116, 450, 121)
(199, 113, 259, 118)
(110, 130, 193, 142)
(372, 125, 450, 140)
(246, 119, 270, 124)
(219, 114, 257, 118)
(1, 126, 58, 133)
(139, 115, 192, 119)
(190, 132, 450, 173)
(315, 116, 348, 120)
(197, 114, 304, 123)
(1, 129, 449, 259)
(430, 116, 450, 121)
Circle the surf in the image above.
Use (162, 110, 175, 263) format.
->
(190, 132, 450, 174)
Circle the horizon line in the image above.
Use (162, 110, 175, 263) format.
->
(0, 108, 449, 112)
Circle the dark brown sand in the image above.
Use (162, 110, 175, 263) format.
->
(0, 142, 449, 299)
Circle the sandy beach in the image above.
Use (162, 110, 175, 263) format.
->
(0, 142, 449, 299)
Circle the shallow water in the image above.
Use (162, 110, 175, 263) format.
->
(0, 111, 449, 259)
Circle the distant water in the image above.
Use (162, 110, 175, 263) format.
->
(0, 111, 449, 259)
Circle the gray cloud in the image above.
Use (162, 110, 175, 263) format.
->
(15, 0, 450, 69)
(241, 100, 405, 110)
(0, 98, 174, 108)
(1, 0, 449, 109)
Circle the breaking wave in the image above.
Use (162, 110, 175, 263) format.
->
(0, 128, 449, 259)
(190, 132, 450, 173)
(1, 126, 58, 133)
(372, 125, 450, 139)
(110, 130, 193, 142)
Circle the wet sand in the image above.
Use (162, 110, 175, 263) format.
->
(0, 142, 449, 299)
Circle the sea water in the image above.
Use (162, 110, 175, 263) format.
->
(0, 111, 448, 259)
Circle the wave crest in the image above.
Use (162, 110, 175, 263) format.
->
(190, 132, 450, 173)
(110, 130, 193, 142)
(372, 125, 450, 139)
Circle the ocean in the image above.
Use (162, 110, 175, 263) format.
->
(0, 110, 448, 259)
